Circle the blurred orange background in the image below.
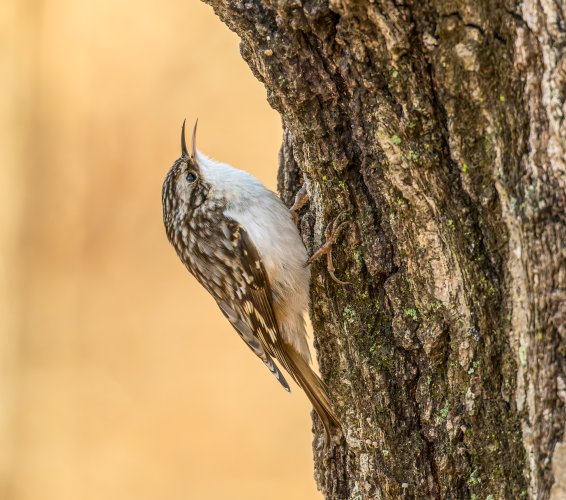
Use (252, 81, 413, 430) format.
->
(0, 1, 319, 499)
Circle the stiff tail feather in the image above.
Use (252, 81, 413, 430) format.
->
(285, 348, 342, 442)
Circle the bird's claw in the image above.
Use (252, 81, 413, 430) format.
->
(308, 211, 352, 285)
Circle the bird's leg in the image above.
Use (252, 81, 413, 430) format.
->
(289, 184, 309, 226)
(289, 186, 352, 285)
(308, 211, 352, 285)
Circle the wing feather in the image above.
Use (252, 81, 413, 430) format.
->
(186, 216, 341, 437)
(214, 220, 298, 389)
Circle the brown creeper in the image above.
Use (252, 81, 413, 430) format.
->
(162, 121, 341, 440)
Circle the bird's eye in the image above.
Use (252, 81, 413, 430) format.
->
(185, 171, 198, 183)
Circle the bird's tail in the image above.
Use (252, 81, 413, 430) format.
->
(285, 347, 342, 442)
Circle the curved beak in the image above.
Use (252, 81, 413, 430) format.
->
(191, 119, 198, 161)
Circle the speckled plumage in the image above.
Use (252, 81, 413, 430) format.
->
(162, 123, 341, 439)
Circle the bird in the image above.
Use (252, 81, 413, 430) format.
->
(162, 120, 342, 441)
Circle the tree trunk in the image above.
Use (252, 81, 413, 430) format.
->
(203, 0, 565, 498)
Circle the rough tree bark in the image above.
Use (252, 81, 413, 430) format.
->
(203, 0, 565, 498)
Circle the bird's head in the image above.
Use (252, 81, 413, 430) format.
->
(162, 119, 209, 229)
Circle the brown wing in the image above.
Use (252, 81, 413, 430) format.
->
(202, 219, 342, 438)
(214, 220, 299, 390)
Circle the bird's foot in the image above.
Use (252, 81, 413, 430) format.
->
(308, 211, 353, 285)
